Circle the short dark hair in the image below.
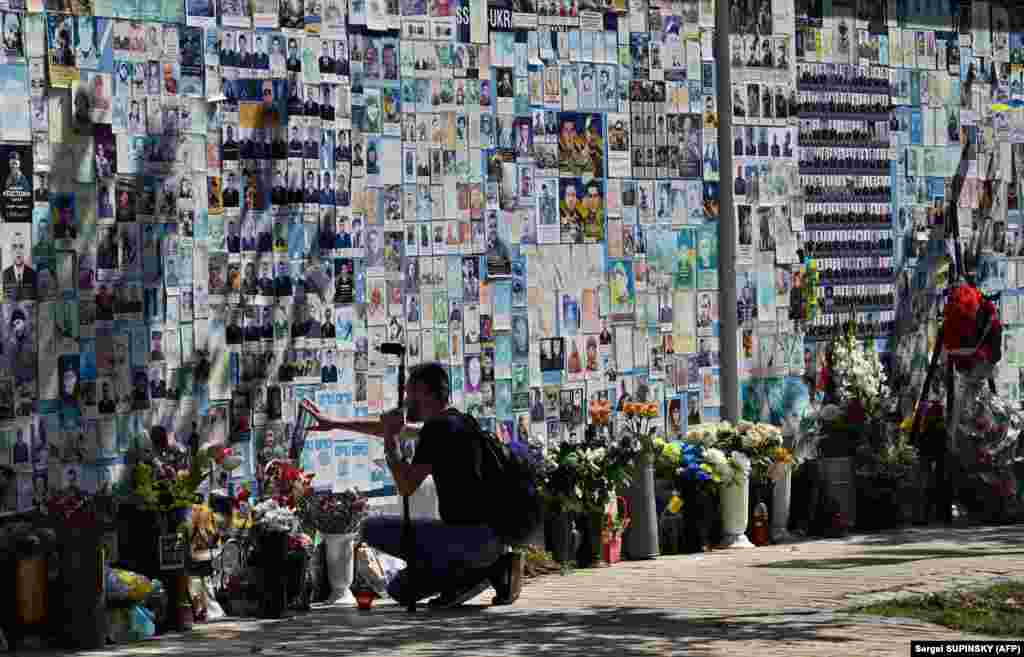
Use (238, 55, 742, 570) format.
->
(408, 362, 449, 404)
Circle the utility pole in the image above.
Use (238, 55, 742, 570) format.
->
(714, 0, 739, 422)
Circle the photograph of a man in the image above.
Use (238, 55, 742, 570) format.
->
(2, 228, 36, 300)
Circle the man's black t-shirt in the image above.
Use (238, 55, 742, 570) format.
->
(412, 411, 490, 526)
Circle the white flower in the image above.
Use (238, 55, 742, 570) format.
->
(705, 447, 728, 469)
(731, 451, 751, 474)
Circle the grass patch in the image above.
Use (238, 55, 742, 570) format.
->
(848, 581, 1024, 637)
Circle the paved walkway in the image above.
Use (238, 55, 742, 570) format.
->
(22, 524, 1024, 656)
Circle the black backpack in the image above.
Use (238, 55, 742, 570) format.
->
(447, 410, 543, 544)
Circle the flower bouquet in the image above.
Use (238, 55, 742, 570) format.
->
(263, 459, 316, 516)
(539, 412, 639, 566)
(133, 444, 219, 514)
(309, 489, 370, 536)
(673, 443, 729, 552)
(942, 282, 1002, 377)
(252, 498, 300, 533)
(710, 421, 785, 482)
(701, 447, 751, 489)
(814, 322, 891, 456)
(541, 437, 637, 514)
(620, 401, 662, 455)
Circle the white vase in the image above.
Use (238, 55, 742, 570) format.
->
(322, 532, 358, 605)
(771, 465, 794, 543)
(719, 477, 755, 548)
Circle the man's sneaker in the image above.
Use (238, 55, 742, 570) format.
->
(489, 552, 523, 606)
(427, 577, 491, 609)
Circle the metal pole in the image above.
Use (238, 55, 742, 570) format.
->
(714, 0, 739, 422)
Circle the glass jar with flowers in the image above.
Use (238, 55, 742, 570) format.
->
(619, 401, 662, 560)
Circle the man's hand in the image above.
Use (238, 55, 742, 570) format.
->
(302, 399, 336, 432)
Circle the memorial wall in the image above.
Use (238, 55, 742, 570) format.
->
(0, 0, 1012, 509)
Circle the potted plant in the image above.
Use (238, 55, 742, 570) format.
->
(308, 489, 369, 605)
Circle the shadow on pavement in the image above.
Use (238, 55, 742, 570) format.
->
(47, 606, 874, 657)
(755, 548, 1024, 570)
(843, 525, 1024, 548)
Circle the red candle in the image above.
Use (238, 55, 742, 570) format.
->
(356, 591, 376, 610)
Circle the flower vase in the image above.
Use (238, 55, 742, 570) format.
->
(719, 477, 755, 548)
(322, 532, 357, 606)
(259, 530, 291, 619)
(770, 465, 795, 543)
(577, 511, 607, 568)
(602, 531, 623, 564)
(546, 511, 576, 564)
(682, 485, 716, 553)
(624, 451, 659, 560)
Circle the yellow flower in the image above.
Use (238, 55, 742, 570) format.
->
(772, 447, 794, 465)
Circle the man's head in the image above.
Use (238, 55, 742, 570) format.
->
(405, 361, 449, 422)
(10, 232, 25, 267)
(10, 307, 25, 337)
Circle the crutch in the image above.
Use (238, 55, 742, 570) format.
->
(379, 342, 416, 612)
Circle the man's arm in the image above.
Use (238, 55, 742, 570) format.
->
(306, 411, 389, 438)
(387, 456, 432, 497)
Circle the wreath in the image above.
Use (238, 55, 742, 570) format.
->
(942, 283, 1002, 372)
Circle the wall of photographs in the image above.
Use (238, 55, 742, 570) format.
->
(888, 2, 1024, 417)
(0, 0, 743, 511)
(20, 0, 1013, 511)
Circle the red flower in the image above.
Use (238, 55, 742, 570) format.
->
(943, 284, 982, 350)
